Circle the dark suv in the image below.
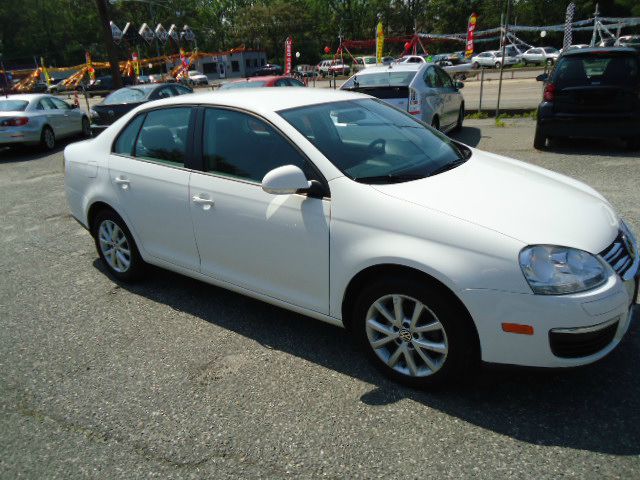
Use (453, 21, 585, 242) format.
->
(534, 47, 640, 150)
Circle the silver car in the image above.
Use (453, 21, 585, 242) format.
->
(0, 94, 90, 150)
(341, 63, 465, 133)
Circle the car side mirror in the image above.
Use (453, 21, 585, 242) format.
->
(455, 81, 464, 89)
(71, 103, 79, 109)
(536, 73, 548, 82)
(262, 165, 311, 195)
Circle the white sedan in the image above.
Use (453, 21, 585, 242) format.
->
(520, 47, 560, 65)
(64, 89, 638, 387)
(471, 51, 518, 69)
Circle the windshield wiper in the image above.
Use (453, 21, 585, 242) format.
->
(352, 173, 426, 184)
(427, 159, 468, 177)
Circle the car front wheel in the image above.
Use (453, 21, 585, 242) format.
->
(93, 210, 145, 282)
(352, 277, 478, 388)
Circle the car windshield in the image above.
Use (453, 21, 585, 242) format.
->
(103, 88, 146, 105)
(220, 81, 268, 89)
(364, 57, 377, 64)
(552, 54, 640, 88)
(0, 100, 29, 111)
(342, 71, 417, 89)
(279, 99, 470, 184)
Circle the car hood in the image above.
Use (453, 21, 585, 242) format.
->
(372, 149, 619, 253)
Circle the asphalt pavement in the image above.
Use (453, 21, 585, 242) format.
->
(0, 120, 639, 479)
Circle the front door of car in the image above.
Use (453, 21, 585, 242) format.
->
(435, 67, 459, 128)
(421, 66, 446, 125)
(49, 97, 77, 136)
(189, 107, 330, 314)
(108, 107, 200, 271)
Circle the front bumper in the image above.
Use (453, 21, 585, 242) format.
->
(461, 271, 638, 368)
(538, 104, 640, 139)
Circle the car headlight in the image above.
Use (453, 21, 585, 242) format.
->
(519, 245, 607, 295)
(89, 109, 98, 119)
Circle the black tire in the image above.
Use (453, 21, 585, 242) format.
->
(351, 276, 479, 388)
(431, 115, 440, 131)
(546, 58, 554, 66)
(81, 116, 91, 137)
(494, 61, 501, 69)
(92, 209, 145, 282)
(533, 124, 547, 150)
(453, 105, 464, 132)
(472, 62, 480, 69)
(40, 126, 55, 151)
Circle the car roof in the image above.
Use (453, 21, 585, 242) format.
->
(136, 88, 368, 114)
(352, 63, 424, 75)
(229, 75, 287, 83)
(561, 46, 638, 56)
(1, 94, 49, 102)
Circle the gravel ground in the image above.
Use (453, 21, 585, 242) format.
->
(0, 119, 639, 479)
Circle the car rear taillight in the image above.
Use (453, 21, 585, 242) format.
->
(408, 88, 421, 115)
(0, 117, 29, 127)
(543, 83, 556, 102)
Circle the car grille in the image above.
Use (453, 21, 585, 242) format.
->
(599, 231, 635, 278)
(549, 319, 619, 358)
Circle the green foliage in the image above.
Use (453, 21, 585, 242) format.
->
(0, 0, 638, 67)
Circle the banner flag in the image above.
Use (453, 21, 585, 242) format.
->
(465, 13, 478, 59)
(85, 51, 95, 82)
(563, 3, 576, 50)
(285, 37, 292, 74)
(132, 52, 140, 76)
(155, 24, 168, 45)
(40, 57, 51, 85)
(375, 22, 384, 63)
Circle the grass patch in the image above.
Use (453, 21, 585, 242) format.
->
(495, 117, 506, 127)
(465, 111, 489, 119)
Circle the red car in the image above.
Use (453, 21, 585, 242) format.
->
(219, 75, 305, 90)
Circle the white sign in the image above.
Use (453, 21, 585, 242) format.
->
(110, 21, 123, 44)
(155, 24, 168, 45)
(139, 23, 155, 45)
(182, 25, 195, 43)
(168, 24, 179, 44)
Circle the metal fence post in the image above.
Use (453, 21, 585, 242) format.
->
(478, 68, 485, 112)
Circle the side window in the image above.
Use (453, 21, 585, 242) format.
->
(202, 108, 313, 183)
(39, 98, 57, 110)
(155, 86, 175, 99)
(173, 85, 192, 95)
(435, 68, 453, 88)
(113, 114, 145, 156)
(134, 107, 192, 166)
(423, 66, 442, 88)
(50, 97, 70, 109)
(275, 79, 287, 87)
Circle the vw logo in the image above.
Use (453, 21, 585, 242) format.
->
(399, 329, 413, 342)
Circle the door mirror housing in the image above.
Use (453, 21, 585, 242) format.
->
(455, 81, 464, 89)
(536, 73, 548, 82)
(262, 165, 311, 195)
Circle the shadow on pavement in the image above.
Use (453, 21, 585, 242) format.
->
(0, 137, 80, 163)
(450, 126, 482, 147)
(97, 260, 640, 456)
(545, 137, 638, 157)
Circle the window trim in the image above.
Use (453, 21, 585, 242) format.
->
(110, 104, 199, 171)
(194, 105, 331, 198)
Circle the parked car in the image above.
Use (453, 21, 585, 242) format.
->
(85, 75, 136, 96)
(328, 62, 351, 76)
(341, 63, 464, 132)
(534, 47, 640, 150)
(137, 75, 151, 84)
(396, 55, 430, 64)
(251, 64, 283, 76)
(471, 51, 518, 69)
(148, 73, 175, 84)
(353, 56, 378, 70)
(186, 70, 208, 86)
(560, 44, 590, 53)
(64, 88, 639, 388)
(89, 83, 193, 135)
(0, 94, 90, 150)
(615, 35, 640, 52)
(316, 60, 334, 76)
(295, 65, 319, 77)
(521, 47, 560, 65)
(219, 76, 305, 90)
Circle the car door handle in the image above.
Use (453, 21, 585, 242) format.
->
(192, 195, 215, 209)
(114, 176, 130, 190)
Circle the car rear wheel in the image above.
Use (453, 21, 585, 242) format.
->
(352, 277, 479, 388)
(494, 61, 502, 69)
(472, 62, 480, 69)
(431, 115, 440, 131)
(534, 125, 547, 150)
(93, 210, 145, 282)
(40, 126, 55, 151)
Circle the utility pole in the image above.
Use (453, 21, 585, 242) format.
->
(94, 0, 122, 88)
(495, 0, 511, 118)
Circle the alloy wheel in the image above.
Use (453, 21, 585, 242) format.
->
(44, 128, 55, 149)
(365, 294, 448, 377)
(98, 220, 131, 273)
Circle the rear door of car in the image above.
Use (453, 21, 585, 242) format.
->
(108, 106, 200, 271)
(551, 52, 640, 115)
(419, 66, 446, 124)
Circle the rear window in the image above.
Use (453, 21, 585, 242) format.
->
(342, 71, 416, 89)
(220, 81, 268, 90)
(0, 100, 29, 111)
(104, 88, 146, 105)
(552, 54, 640, 88)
